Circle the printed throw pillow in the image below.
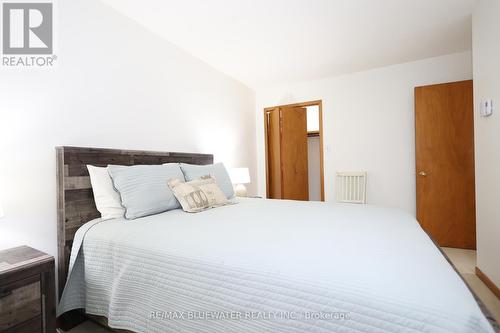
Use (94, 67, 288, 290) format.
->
(168, 176, 230, 213)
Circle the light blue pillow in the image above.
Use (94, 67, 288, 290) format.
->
(108, 164, 185, 219)
(180, 163, 234, 199)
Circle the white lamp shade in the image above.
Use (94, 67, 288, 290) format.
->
(229, 168, 250, 184)
(0, 202, 4, 219)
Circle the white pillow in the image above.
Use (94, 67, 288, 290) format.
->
(87, 165, 125, 220)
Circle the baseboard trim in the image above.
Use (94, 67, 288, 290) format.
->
(475, 266, 500, 299)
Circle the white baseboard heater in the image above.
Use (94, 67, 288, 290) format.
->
(336, 172, 367, 204)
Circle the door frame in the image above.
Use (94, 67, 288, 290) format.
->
(264, 100, 325, 201)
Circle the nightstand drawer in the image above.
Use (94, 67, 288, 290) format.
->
(0, 275, 42, 332)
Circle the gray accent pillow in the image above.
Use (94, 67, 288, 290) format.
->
(108, 164, 185, 219)
(180, 163, 234, 199)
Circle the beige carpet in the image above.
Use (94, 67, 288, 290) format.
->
(62, 320, 111, 333)
(441, 247, 500, 322)
(65, 248, 499, 332)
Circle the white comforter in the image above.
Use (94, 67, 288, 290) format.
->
(58, 198, 494, 333)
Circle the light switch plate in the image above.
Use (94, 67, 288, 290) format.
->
(480, 99, 493, 117)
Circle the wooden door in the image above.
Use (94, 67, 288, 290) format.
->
(415, 80, 476, 249)
(265, 108, 282, 199)
(281, 107, 309, 200)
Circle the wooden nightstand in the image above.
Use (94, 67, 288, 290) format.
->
(0, 246, 55, 333)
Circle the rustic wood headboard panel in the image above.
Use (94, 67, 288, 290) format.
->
(56, 146, 213, 297)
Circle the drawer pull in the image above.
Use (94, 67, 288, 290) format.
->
(0, 289, 13, 299)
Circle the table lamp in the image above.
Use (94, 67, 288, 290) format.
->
(229, 168, 250, 197)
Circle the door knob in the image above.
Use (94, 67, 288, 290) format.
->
(418, 171, 428, 176)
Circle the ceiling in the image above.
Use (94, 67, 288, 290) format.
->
(100, 0, 476, 88)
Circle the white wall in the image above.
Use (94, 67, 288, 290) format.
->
(0, 0, 256, 263)
(307, 136, 321, 201)
(472, 0, 500, 287)
(256, 52, 472, 214)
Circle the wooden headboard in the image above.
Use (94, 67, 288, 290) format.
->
(56, 146, 213, 296)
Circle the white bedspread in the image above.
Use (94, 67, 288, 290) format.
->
(58, 198, 494, 333)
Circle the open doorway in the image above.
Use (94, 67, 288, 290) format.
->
(264, 100, 324, 201)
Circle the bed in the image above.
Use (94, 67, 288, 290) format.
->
(55, 147, 498, 333)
